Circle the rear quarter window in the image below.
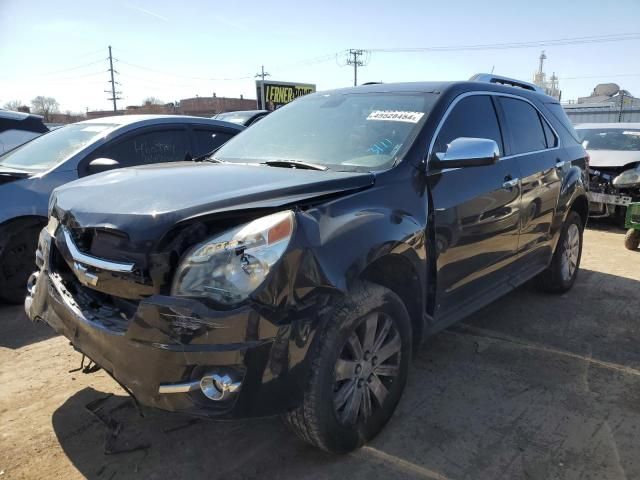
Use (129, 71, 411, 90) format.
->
(545, 103, 581, 145)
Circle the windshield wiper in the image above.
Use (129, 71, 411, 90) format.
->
(193, 145, 226, 163)
(262, 159, 328, 171)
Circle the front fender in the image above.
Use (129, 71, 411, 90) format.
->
(0, 171, 76, 225)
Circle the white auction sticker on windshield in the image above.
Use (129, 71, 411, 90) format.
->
(367, 110, 424, 123)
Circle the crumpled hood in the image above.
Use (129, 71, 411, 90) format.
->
(51, 161, 374, 242)
(587, 150, 640, 169)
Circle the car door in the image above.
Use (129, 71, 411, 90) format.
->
(496, 95, 562, 274)
(427, 93, 522, 324)
(79, 125, 191, 176)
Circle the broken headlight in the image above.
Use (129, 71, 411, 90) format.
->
(171, 211, 294, 305)
(613, 165, 640, 188)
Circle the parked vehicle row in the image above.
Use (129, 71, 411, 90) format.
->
(0, 115, 244, 303)
(24, 75, 589, 453)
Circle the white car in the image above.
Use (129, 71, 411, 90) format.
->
(576, 123, 640, 221)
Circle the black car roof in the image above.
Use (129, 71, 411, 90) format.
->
(0, 109, 49, 133)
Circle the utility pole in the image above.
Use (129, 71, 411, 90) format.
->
(255, 66, 270, 109)
(618, 90, 625, 123)
(346, 49, 365, 86)
(105, 45, 122, 112)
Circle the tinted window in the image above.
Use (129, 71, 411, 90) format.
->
(193, 129, 234, 157)
(541, 116, 558, 148)
(434, 95, 503, 155)
(498, 97, 546, 154)
(108, 129, 189, 167)
(546, 103, 581, 143)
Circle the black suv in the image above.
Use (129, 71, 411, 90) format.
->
(26, 75, 588, 453)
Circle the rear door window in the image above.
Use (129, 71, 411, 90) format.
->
(498, 97, 547, 154)
(433, 95, 504, 156)
(192, 128, 234, 157)
(107, 128, 190, 167)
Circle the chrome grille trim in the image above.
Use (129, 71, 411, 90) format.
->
(62, 227, 135, 273)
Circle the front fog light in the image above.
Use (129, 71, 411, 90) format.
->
(171, 210, 294, 305)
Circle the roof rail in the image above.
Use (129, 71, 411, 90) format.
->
(469, 73, 544, 94)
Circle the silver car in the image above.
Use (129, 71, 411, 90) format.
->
(0, 115, 243, 303)
(576, 122, 640, 221)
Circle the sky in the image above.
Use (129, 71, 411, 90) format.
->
(1, 0, 640, 113)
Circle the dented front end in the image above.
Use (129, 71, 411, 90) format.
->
(25, 209, 347, 418)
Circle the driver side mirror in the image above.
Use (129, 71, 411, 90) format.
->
(87, 158, 120, 175)
(432, 137, 500, 169)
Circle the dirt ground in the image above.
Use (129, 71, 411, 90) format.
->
(1, 225, 639, 480)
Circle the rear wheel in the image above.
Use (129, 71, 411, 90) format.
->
(624, 229, 640, 251)
(283, 282, 411, 454)
(536, 211, 583, 293)
(0, 221, 43, 304)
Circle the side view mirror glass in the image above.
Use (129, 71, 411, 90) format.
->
(433, 137, 500, 169)
(87, 157, 120, 175)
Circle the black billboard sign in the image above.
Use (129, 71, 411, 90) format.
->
(256, 80, 316, 110)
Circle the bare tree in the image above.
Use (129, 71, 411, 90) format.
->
(31, 96, 59, 122)
(3, 100, 24, 111)
(143, 96, 164, 105)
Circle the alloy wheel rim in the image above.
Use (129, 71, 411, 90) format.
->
(561, 223, 580, 281)
(333, 312, 401, 426)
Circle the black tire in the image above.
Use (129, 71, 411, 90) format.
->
(535, 211, 583, 293)
(0, 221, 43, 304)
(283, 282, 412, 454)
(625, 229, 640, 251)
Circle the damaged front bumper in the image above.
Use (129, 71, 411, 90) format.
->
(588, 168, 639, 218)
(25, 227, 320, 419)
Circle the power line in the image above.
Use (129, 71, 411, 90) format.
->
(368, 32, 640, 53)
(560, 73, 640, 80)
(117, 59, 254, 81)
(0, 58, 106, 79)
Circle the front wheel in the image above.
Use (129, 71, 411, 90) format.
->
(0, 221, 43, 304)
(535, 211, 583, 293)
(283, 282, 412, 454)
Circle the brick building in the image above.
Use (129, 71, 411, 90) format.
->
(178, 95, 256, 117)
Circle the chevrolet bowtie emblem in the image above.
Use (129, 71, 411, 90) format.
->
(73, 262, 98, 286)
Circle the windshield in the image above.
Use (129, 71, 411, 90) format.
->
(0, 122, 117, 171)
(214, 92, 435, 171)
(578, 128, 640, 151)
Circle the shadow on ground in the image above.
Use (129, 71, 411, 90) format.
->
(51, 269, 640, 479)
(0, 303, 56, 349)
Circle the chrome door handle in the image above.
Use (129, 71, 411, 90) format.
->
(502, 178, 519, 190)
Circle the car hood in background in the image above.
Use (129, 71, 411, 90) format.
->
(587, 150, 640, 169)
(51, 162, 375, 242)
